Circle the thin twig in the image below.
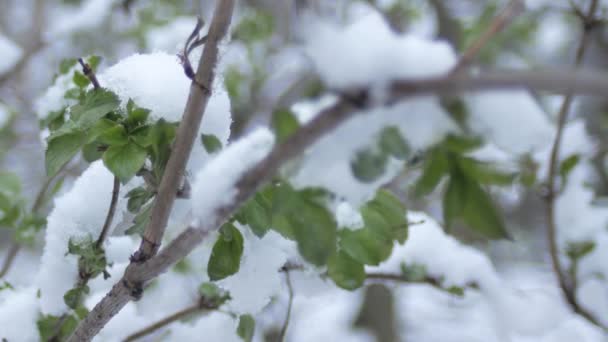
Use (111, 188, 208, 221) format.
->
(68, 64, 608, 341)
(544, 0, 607, 331)
(122, 303, 204, 342)
(366, 272, 478, 293)
(78, 58, 101, 89)
(279, 270, 294, 342)
(450, 0, 525, 75)
(96, 176, 120, 249)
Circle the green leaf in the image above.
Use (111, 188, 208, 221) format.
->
(443, 171, 467, 230)
(86, 118, 116, 144)
(126, 187, 153, 213)
(458, 157, 515, 186)
(70, 89, 120, 130)
(351, 148, 388, 183)
(208, 223, 244, 281)
(201, 133, 223, 154)
(102, 142, 147, 183)
(289, 199, 337, 266)
(87, 55, 102, 70)
(125, 99, 150, 129)
(414, 150, 448, 196)
(97, 124, 128, 146)
(67, 235, 108, 279)
(442, 134, 483, 153)
(72, 71, 90, 88)
(461, 179, 510, 239)
(82, 142, 104, 162)
(63, 285, 90, 309)
(237, 314, 255, 342)
(366, 190, 408, 243)
(566, 241, 595, 260)
(243, 195, 270, 237)
(339, 228, 392, 266)
(271, 108, 300, 143)
(125, 201, 152, 235)
(224, 67, 244, 101)
(46, 131, 86, 177)
(198, 282, 231, 307)
(328, 251, 365, 290)
(37, 314, 78, 341)
(59, 58, 77, 74)
(379, 126, 410, 159)
(560, 154, 580, 184)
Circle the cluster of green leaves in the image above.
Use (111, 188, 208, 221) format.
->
(0, 172, 46, 244)
(37, 309, 88, 342)
(351, 126, 411, 183)
(207, 182, 408, 291)
(62, 235, 109, 316)
(414, 135, 513, 239)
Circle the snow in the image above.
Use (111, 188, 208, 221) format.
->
(0, 287, 39, 342)
(304, 10, 455, 89)
(0, 33, 22, 76)
(219, 229, 291, 314)
(191, 128, 274, 228)
(466, 90, 554, 155)
(166, 312, 241, 342)
(36, 161, 132, 315)
(336, 201, 364, 230)
(99, 52, 232, 173)
(46, 0, 116, 39)
(146, 17, 199, 53)
(34, 65, 79, 120)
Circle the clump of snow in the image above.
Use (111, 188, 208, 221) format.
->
(0, 287, 39, 341)
(166, 312, 241, 342)
(0, 33, 22, 75)
(146, 17, 199, 53)
(219, 229, 291, 314)
(466, 90, 553, 155)
(191, 128, 275, 228)
(304, 10, 456, 88)
(99, 51, 232, 173)
(46, 0, 116, 39)
(335, 201, 364, 230)
(34, 65, 79, 120)
(36, 161, 132, 315)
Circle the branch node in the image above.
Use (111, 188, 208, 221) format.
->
(122, 279, 143, 301)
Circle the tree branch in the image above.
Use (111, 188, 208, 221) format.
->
(543, 0, 607, 331)
(450, 0, 525, 75)
(96, 176, 120, 249)
(134, 0, 235, 261)
(68, 61, 608, 340)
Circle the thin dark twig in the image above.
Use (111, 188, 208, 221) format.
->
(279, 270, 294, 342)
(78, 58, 101, 89)
(450, 0, 525, 75)
(122, 303, 204, 342)
(96, 176, 120, 249)
(544, 0, 607, 331)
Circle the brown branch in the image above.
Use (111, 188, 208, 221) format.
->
(279, 270, 294, 342)
(0, 244, 20, 279)
(544, 0, 607, 331)
(67, 2, 236, 340)
(122, 303, 205, 342)
(366, 272, 478, 293)
(450, 0, 525, 75)
(78, 58, 101, 89)
(134, 0, 234, 262)
(68, 65, 608, 340)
